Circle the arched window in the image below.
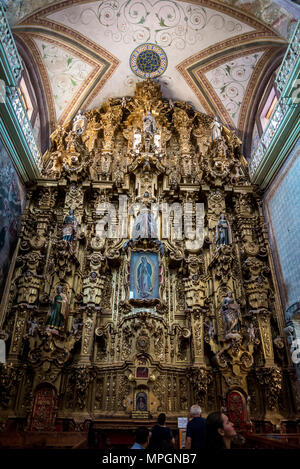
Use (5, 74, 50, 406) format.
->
(15, 35, 50, 153)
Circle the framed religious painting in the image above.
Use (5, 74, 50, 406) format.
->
(136, 367, 149, 379)
(129, 252, 159, 300)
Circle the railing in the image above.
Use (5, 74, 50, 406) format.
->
(243, 432, 300, 449)
(0, 2, 23, 83)
(7, 86, 43, 170)
(249, 100, 290, 177)
(275, 22, 300, 95)
(0, 431, 88, 448)
(249, 21, 300, 179)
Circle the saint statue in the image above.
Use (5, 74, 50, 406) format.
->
(216, 214, 232, 246)
(62, 209, 78, 243)
(72, 110, 87, 134)
(211, 116, 222, 141)
(143, 112, 156, 136)
(137, 256, 153, 298)
(46, 285, 69, 330)
(132, 208, 158, 239)
(221, 291, 242, 339)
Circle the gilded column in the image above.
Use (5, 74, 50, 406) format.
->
(8, 306, 29, 363)
(191, 310, 205, 366)
(78, 307, 97, 364)
(256, 311, 274, 366)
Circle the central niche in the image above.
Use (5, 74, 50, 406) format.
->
(129, 252, 159, 300)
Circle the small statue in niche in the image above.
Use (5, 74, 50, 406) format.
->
(62, 209, 78, 243)
(247, 323, 256, 343)
(143, 111, 156, 136)
(28, 318, 39, 336)
(221, 291, 242, 340)
(46, 285, 69, 331)
(114, 161, 125, 187)
(168, 164, 180, 187)
(216, 214, 232, 246)
(71, 318, 82, 336)
(204, 320, 215, 340)
(211, 116, 222, 141)
(72, 110, 87, 134)
(101, 153, 112, 178)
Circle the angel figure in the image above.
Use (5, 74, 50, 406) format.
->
(204, 320, 215, 339)
(83, 115, 102, 152)
(247, 323, 256, 343)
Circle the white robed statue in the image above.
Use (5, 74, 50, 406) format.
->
(131, 207, 158, 239)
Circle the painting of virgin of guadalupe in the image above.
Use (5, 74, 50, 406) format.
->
(136, 392, 147, 411)
(129, 252, 159, 300)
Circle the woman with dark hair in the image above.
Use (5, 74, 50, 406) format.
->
(205, 411, 236, 449)
(148, 413, 175, 450)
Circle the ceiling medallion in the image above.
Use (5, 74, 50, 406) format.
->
(130, 43, 167, 79)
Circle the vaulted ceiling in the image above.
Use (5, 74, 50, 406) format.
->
(7, 0, 298, 137)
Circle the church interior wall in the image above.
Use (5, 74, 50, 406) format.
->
(264, 138, 300, 312)
(0, 137, 26, 302)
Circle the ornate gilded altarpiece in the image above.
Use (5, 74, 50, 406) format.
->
(0, 80, 299, 434)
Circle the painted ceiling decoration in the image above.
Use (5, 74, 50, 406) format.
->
(13, 25, 120, 130)
(9, 0, 295, 139)
(130, 43, 168, 78)
(6, 0, 297, 39)
(177, 36, 285, 132)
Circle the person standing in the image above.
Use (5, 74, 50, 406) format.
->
(130, 427, 150, 449)
(148, 413, 175, 450)
(185, 405, 206, 451)
(204, 411, 236, 449)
